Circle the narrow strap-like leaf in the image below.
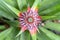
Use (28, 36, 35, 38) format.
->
(39, 0, 60, 12)
(0, 0, 20, 16)
(16, 30, 23, 37)
(37, 31, 51, 40)
(5, 27, 19, 40)
(0, 27, 13, 40)
(4, 0, 18, 8)
(44, 22, 60, 32)
(24, 31, 31, 40)
(20, 33, 25, 40)
(31, 34, 37, 40)
(39, 27, 60, 40)
(32, 0, 41, 9)
(17, 0, 27, 10)
(41, 16, 56, 20)
(0, 11, 14, 20)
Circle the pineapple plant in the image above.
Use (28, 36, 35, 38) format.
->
(0, 0, 60, 40)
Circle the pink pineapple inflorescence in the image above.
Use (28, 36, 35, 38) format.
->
(19, 7, 42, 35)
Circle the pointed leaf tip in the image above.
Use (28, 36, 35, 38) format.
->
(16, 30, 23, 37)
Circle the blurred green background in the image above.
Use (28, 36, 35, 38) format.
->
(0, 0, 60, 40)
